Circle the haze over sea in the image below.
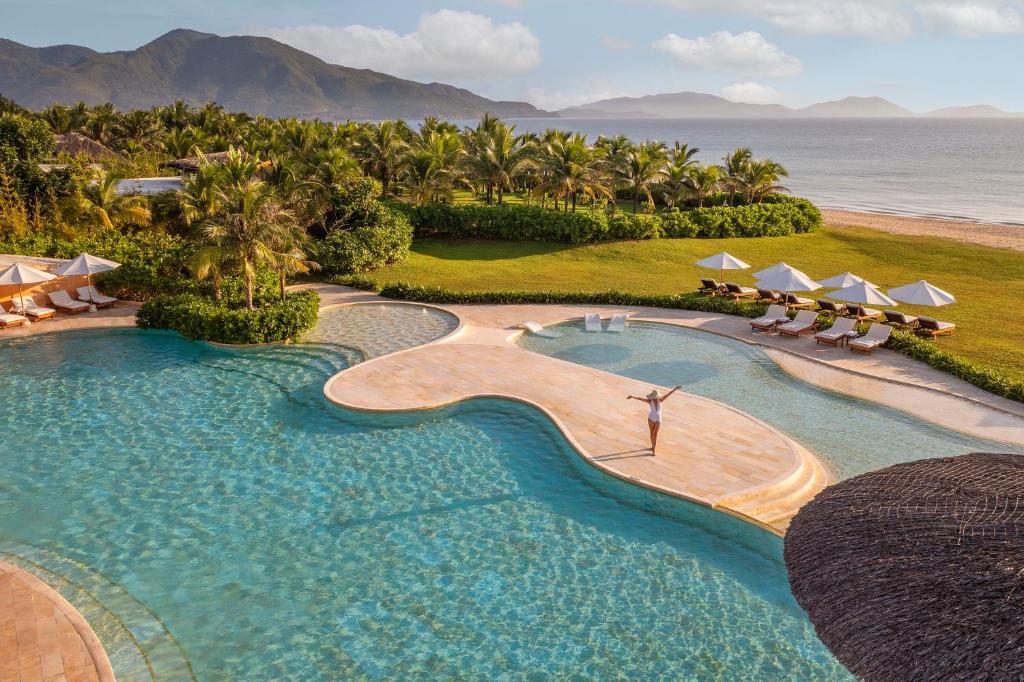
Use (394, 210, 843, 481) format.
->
(499, 118, 1024, 226)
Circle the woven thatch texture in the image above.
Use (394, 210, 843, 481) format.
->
(53, 132, 120, 162)
(784, 453, 1024, 681)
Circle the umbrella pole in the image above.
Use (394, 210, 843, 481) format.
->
(86, 272, 96, 313)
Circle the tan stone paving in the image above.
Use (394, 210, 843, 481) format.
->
(0, 561, 113, 682)
(0, 304, 138, 340)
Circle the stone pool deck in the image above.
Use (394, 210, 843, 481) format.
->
(0, 561, 113, 682)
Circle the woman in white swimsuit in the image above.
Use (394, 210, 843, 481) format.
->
(627, 386, 682, 455)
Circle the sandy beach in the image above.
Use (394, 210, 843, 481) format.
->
(823, 209, 1024, 252)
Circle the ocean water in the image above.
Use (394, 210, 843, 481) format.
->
(0, 329, 850, 680)
(502, 118, 1024, 225)
(520, 321, 1023, 480)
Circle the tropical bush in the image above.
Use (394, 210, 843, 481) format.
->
(401, 196, 820, 244)
(317, 179, 413, 274)
(136, 289, 320, 344)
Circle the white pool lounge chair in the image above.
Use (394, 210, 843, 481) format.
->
(750, 305, 789, 332)
(607, 314, 629, 333)
(77, 285, 117, 308)
(584, 313, 602, 332)
(47, 290, 90, 314)
(9, 295, 56, 321)
(814, 317, 857, 346)
(0, 304, 27, 328)
(778, 310, 820, 337)
(850, 323, 892, 353)
(518, 321, 561, 338)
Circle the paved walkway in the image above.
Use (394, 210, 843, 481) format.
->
(0, 561, 113, 682)
(0, 305, 138, 340)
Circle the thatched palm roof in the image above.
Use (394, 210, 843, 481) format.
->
(784, 452, 1024, 681)
(162, 150, 272, 174)
(53, 132, 121, 162)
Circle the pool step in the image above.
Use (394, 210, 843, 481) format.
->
(718, 443, 829, 532)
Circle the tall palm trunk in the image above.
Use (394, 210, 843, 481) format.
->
(279, 269, 287, 302)
(243, 255, 254, 310)
(213, 271, 222, 302)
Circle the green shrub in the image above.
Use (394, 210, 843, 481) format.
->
(136, 290, 320, 344)
(333, 277, 1024, 404)
(402, 196, 820, 244)
(318, 209, 413, 275)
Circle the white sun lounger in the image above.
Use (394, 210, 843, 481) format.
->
(10, 295, 56, 321)
(607, 314, 629, 333)
(750, 305, 790, 332)
(584, 313, 602, 332)
(850, 323, 893, 353)
(814, 317, 857, 346)
(0, 305, 27, 328)
(519, 321, 561, 338)
(47, 290, 90, 314)
(77, 286, 117, 308)
(778, 310, 819, 337)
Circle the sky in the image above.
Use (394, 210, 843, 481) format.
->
(3, 0, 1024, 111)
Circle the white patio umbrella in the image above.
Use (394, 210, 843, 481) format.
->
(56, 253, 121, 310)
(888, 280, 956, 307)
(827, 281, 898, 308)
(0, 263, 56, 325)
(754, 261, 792, 280)
(757, 266, 822, 294)
(696, 251, 751, 282)
(818, 271, 876, 289)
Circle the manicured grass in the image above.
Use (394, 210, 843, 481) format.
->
(362, 226, 1024, 381)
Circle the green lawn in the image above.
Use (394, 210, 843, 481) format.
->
(362, 226, 1024, 381)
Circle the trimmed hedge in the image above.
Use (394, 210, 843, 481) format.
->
(399, 196, 821, 244)
(136, 290, 321, 345)
(333, 277, 1024, 404)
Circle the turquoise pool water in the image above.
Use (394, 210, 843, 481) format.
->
(0, 329, 850, 680)
(304, 303, 459, 359)
(520, 322, 1023, 480)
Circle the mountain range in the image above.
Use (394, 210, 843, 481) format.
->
(1, 29, 1019, 121)
(560, 93, 1022, 119)
(0, 29, 551, 120)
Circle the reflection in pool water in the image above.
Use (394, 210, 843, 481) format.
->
(0, 329, 851, 680)
(520, 322, 1023, 480)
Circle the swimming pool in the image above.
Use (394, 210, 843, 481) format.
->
(519, 322, 1023, 480)
(304, 303, 459, 359)
(0, 328, 850, 680)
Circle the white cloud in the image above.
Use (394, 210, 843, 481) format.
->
(652, 31, 802, 77)
(525, 86, 630, 111)
(916, 2, 1024, 35)
(721, 82, 784, 104)
(600, 35, 634, 51)
(260, 10, 541, 81)
(648, 1, 1024, 39)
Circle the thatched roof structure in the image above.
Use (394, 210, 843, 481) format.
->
(784, 452, 1024, 681)
(162, 150, 272, 175)
(53, 132, 121, 162)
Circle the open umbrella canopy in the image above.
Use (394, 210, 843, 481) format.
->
(888, 280, 956, 307)
(0, 263, 56, 286)
(784, 453, 1024, 682)
(695, 252, 751, 271)
(818, 271, 876, 289)
(756, 266, 821, 293)
(753, 261, 791, 279)
(826, 281, 897, 307)
(55, 253, 121, 277)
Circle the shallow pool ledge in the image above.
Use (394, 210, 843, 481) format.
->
(324, 337, 828, 533)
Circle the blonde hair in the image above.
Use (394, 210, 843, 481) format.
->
(647, 390, 659, 400)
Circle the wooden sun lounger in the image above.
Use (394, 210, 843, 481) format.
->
(10, 295, 56, 321)
(846, 304, 884, 322)
(784, 293, 817, 310)
(724, 282, 758, 300)
(850, 323, 893, 353)
(778, 310, 820, 337)
(699, 279, 723, 295)
(750, 305, 790, 332)
(814, 317, 857, 346)
(916, 316, 956, 337)
(47, 290, 89, 314)
(0, 307, 27, 328)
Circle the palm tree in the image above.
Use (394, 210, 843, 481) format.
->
(461, 120, 533, 205)
(722, 147, 753, 206)
(271, 223, 318, 302)
(618, 142, 667, 212)
(683, 164, 723, 208)
(739, 159, 790, 203)
(537, 133, 609, 211)
(119, 110, 160, 148)
(80, 170, 152, 228)
(200, 179, 297, 309)
(354, 121, 407, 196)
(41, 104, 73, 133)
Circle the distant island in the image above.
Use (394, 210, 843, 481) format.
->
(0, 29, 552, 120)
(561, 93, 1023, 120)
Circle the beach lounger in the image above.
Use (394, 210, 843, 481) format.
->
(724, 282, 758, 300)
(783, 293, 817, 309)
(845, 304, 883, 322)
(778, 310, 820, 337)
(0, 304, 27, 328)
(519, 322, 561, 338)
(814, 317, 857, 346)
(750, 305, 790, 332)
(699, 278, 723, 295)
(77, 285, 117, 308)
(816, 299, 848, 316)
(47, 290, 90, 314)
(607, 314, 629, 333)
(9, 295, 56, 321)
(584, 313, 602, 332)
(916, 316, 956, 338)
(884, 310, 918, 329)
(757, 289, 782, 303)
(850, 323, 893, 353)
